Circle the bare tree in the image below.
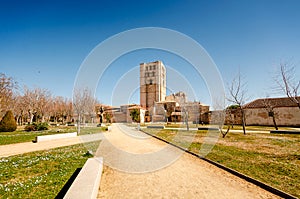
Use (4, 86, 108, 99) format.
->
(227, 71, 248, 135)
(275, 62, 300, 109)
(182, 106, 189, 131)
(0, 73, 17, 117)
(211, 99, 228, 138)
(12, 94, 26, 125)
(262, 96, 278, 130)
(22, 87, 51, 123)
(73, 87, 96, 135)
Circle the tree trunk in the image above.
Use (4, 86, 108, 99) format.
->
(241, 109, 246, 135)
(77, 114, 81, 135)
(221, 126, 230, 138)
(272, 115, 278, 130)
(29, 110, 34, 124)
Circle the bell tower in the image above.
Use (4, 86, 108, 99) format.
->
(140, 61, 166, 109)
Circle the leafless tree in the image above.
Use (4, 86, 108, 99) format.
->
(227, 71, 248, 135)
(275, 62, 300, 109)
(12, 94, 27, 125)
(182, 106, 189, 131)
(0, 73, 17, 117)
(22, 87, 51, 123)
(73, 87, 96, 135)
(51, 96, 66, 124)
(211, 99, 228, 138)
(262, 96, 278, 130)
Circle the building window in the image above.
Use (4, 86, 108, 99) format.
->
(149, 79, 153, 84)
(146, 66, 148, 71)
(152, 71, 155, 76)
(153, 65, 156, 70)
(149, 65, 152, 70)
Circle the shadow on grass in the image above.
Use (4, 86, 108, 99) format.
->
(55, 168, 82, 199)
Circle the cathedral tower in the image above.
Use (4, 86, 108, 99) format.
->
(140, 61, 166, 109)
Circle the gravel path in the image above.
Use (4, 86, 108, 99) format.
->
(97, 124, 280, 199)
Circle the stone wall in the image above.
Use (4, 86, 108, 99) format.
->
(245, 107, 300, 126)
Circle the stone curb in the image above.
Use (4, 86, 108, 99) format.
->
(34, 132, 77, 142)
(64, 157, 103, 199)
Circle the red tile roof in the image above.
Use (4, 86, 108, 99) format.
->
(243, 97, 300, 109)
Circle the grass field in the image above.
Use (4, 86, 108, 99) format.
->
(142, 128, 300, 198)
(0, 141, 100, 198)
(128, 122, 299, 131)
(0, 125, 106, 145)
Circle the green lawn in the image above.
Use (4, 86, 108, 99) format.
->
(0, 141, 100, 198)
(130, 122, 299, 131)
(0, 126, 106, 145)
(142, 128, 300, 198)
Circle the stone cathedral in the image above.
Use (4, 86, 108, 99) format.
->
(140, 60, 166, 109)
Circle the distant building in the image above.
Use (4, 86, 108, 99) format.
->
(242, 97, 300, 127)
(97, 60, 211, 124)
(140, 61, 166, 109)
(165, 91, 187, 104)
(149, 92, 210, 124)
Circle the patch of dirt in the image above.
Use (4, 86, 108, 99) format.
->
(97, 124, 280, 199)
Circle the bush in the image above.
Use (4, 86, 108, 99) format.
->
(25, 122, 49, 132)
(37, 122, 49, 131)
(0, 110, 17, 132)
(25, 123, 37, 131)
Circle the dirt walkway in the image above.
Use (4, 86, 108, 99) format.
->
(97, 123, 280, 199)
(0, 133, 102, 157)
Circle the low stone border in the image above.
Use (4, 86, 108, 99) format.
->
(64, 157, 103, 199)
(147, 125, 165, 129)
(270, 130, 300, 134)
(34, 132, 77, 142)
(198, 127, 219, 130)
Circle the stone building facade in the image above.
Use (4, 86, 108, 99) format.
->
(140, 61, 166, 109)
(243, 97, 300, 127)
(97, 60, 211, 124)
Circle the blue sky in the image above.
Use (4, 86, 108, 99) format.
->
(1, 0, 300, 106)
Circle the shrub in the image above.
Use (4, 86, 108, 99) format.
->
(25, 122, 49, 131)
(37, 122, 49, 131)
(0, 110, 17, 132)
(25, 123, 37, 131)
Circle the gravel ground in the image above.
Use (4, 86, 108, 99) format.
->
(97, 123, 280, 199)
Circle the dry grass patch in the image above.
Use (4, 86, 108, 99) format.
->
(142, 128, 300, 198)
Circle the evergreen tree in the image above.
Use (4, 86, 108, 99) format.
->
(130, 109, 140, 123)
(0, 110, 17, 132)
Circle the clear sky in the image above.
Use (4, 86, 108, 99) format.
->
(1, 0, 300, 106)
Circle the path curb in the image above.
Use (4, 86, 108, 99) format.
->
(64, 157, 103, 199)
